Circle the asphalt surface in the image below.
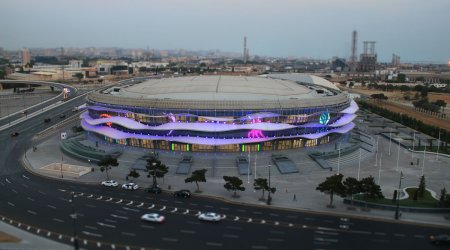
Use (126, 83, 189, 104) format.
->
(0, 80, 449, 250)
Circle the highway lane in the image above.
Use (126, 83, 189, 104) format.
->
(0, 82, 449, 249)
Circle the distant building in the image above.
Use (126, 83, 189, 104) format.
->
(21, 48, 31, 66)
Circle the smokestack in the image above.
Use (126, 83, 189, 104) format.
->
(350, 30, 358, 72)
(243, 36, 248, 64)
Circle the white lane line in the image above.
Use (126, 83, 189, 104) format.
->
(36, 229, 40, 234)
(317, 226, 337, 231)
(183, 209, 189, 214)
(27, 210, 37, 215)
(261, 220, 266, 224)
(47, 232, 51, 237)
(5, 178, 11, 184)
(111, 244, 116, 249)
(110, 214, 128, 220)
(314, 237, 338, 243)
(160, 199, 168, 202)
(104, 219, 117, 223)
(7, 202, 15, 207)
(274, 221, 279, 226)
(171, 208, 178, 213)
(85, 204, 97, 208)
(375, 232, 386, 236)
(315, 230, 338, 236)
(115, 199, 123, 204)
(122, 207, 140, 212)
(148, 204, 155, 209)
(96, 242, 101, 247)
(58, 235, 62, 240)
(38, 191, 46, 195)
(22, 174, 30, 180)
(234, 216, 239, 221)
(137, 203, 144, 207)
(27, 197, 35, 202)
(220, 215, 227, 220)
(159, 206, 166, 211)
(195, 211, 201, 216)
(126, 201, 133, 205)
(96, 196, 103, 200)
(140, 225, 155, 229)
(47, 205, 56, 209)
(302, 225, 308, 229)
(206, 242, 223, 247)
(269, 230, 285, 235)
(87, 194, 93, 198)
(11, 189, 18, 194)
(83, 240, 87, 245)
(220, 207, 230, 211)
(180, 230, 196, 234)
(97, 222, 116, 228)
(350, 230, 371, 235)
(253, 211, 263, 215)
(53, 218, 65, 223)
(22, 184, 29, 188)
(251, 245, 268, 249)
(394, 233, 405, 237)
(288, 223, 293, 227)
(85, 225, 98, 230)
(121, 232, 136, 237)
(247, 218, 252, 223)
(162, 237, 178, 242)
(223, 234, 239, 239)
(82, 231, 102, 237)
(267, 238, 284, 242)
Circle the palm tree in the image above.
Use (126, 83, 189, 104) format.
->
(97, 156, 119, 180)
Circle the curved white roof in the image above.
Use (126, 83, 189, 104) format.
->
(267, 73, 340, 91)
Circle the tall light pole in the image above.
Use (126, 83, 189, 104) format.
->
(357, 148, 362, 181)
(396, 140, 400, 172)
(247, 150, 250, 184)
(60, 155, 64, 179)
(436, 130, 441, 161)
(388, 128, 392, 155)
(377, 153, 382, 185)
(375, 135, 379, 167)
(152, 162, 157, 188)
(411, 131, 415, 163)
(421, 145, 426, 176)
(254, 152, 257, 180)
(394, 172, 404, 220)
(70, 192, 79, 250)
(337, 142, 341, 174)
(267, 163, 271, 205)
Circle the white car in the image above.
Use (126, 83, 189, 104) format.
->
(198, 212, 221, 222)
(122, 182, 139, 190)
(141, 213, 165, 223)
(101, 180, 119, 187)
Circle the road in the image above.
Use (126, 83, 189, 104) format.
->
(0, 80, 448, 250)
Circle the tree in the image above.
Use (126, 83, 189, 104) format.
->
(185, 169, 207, 192)
(349, 82, 354, 88)
(128, 169, 140, 181)
(439, 188, 449, 207)
(74, 72, 83, 82)
(145, 156, 168, 188)
(316, 174, 345, 207)
(360, 176, 384, 199)
(223, 176, 245, 197)
(418, 175, 426, 198)
(343, 177, 362, 199)
(253, 178, 275, 200)
(98, 78, 104, 83)
(97, 156, 119, 180)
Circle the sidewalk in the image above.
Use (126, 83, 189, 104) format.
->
(23, 127, 450, 228)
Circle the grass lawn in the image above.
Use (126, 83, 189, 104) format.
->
(354, 188, 440, 208)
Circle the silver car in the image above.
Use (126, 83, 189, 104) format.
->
(141, 213, 165, 223)
(101, 180, 119, 187)
(121, 182, 139, 190)
(198, 212, 221, 222)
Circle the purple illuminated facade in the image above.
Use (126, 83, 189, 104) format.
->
(81, 75, 358, 152)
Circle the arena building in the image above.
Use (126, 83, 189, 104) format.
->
(81, 75, 358, 152)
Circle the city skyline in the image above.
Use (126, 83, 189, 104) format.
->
(1, 0, 449, 63)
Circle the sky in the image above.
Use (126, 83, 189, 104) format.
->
(1, 0, 449, 63)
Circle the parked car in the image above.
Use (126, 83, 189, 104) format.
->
(10, 132, 19, 137)
(430, 234, 450, 245)
(122, 182, 139, 190)
(101, 180, 119, 187)
(174, 189, 191, 198)
(146, 186, 162, 194)
(44, 118, 51, 123)
(141, 213, 165, 223)
(198, 212, 222, 222)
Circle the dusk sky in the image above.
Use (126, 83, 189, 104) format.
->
(1, 0, 449, 63)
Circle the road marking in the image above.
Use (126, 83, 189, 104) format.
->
(22, 174, 30, 180)
(96, 196, 103, 200)
(261, 220, 266, 224)
(53, 218, 65, 223)
(247, 218, 252, 223)
(5, 178, 11, 184)
(183, 209, 189, 214)
(11, 189, 18, 194)
(269, 213, 279, 217)
(82, 231, 102, 237)
(288, 223, 293, 227)
(7, 202, 15, 206)
(121, 232, 136, 237)
(47, 205, 56, 209)
(252, 211, 262, 215)
(186, 221, 201, 225)
(160, 199, 168, 202)
(22, 184, 29, 188)
(140, 225, 155, 229)
(205, 205, 213, 208)
(111, 244, 115, 249)
(126, 201, 133, 205)
(87, 194, 93, 198)
(122, 207, 140, 212)
(268, 238, 284, 242)
(339, 224, 349, 229)
(251, 245, 268, 249)
(85, 225, 98, 230)
(221, 215, 227, 220)
(314, 237, 338, 243)
(38, 191, 46, 195)
(223, 234, 239, 239)
(110, 214, 128, 220)
(85, 204, 96, 208)
(58, 235, 62, 240)
(206, 242, 223, 247)
(171, 208, 178, 213)
(269, 230, 285, 235)
(97, 222, 116, 228)
(148, 204, 155, 209)
(340, 217, 349, 222)
(220, 207, 230, 210)
(394, 233, 405, 237)
(137, 203, 144, 207)
(180, 230, 196, 234)
(350, 230, 371, 235)
(226, 226, 242, 230)
(36, 229, 40, 234)
(83, 240, 87, 245)
(234, 216, 239, 221)
(47, 232, 51, 237)
(414, 234, 425, 238)
(274, 221, 279, 226)
(104, 219, 117, 223)
(195, 211, 201, 216)
(106, 198, 113, 202)
(159, 206, 166, 211)
(375, 232, 386, 236)
(27, 210, 37, 215)
(115, 199, 123, 204)
(96, 242, 101, 247)
(27, 197, 35, 202)
(315, 230, 338, 236)
(162, 237, 178, 242)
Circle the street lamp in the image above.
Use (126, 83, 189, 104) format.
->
(70, 192, 79, 250)
(152, 162, 157, 188)
(267, 163, 271, 205)
(394, 171, 404, 220)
